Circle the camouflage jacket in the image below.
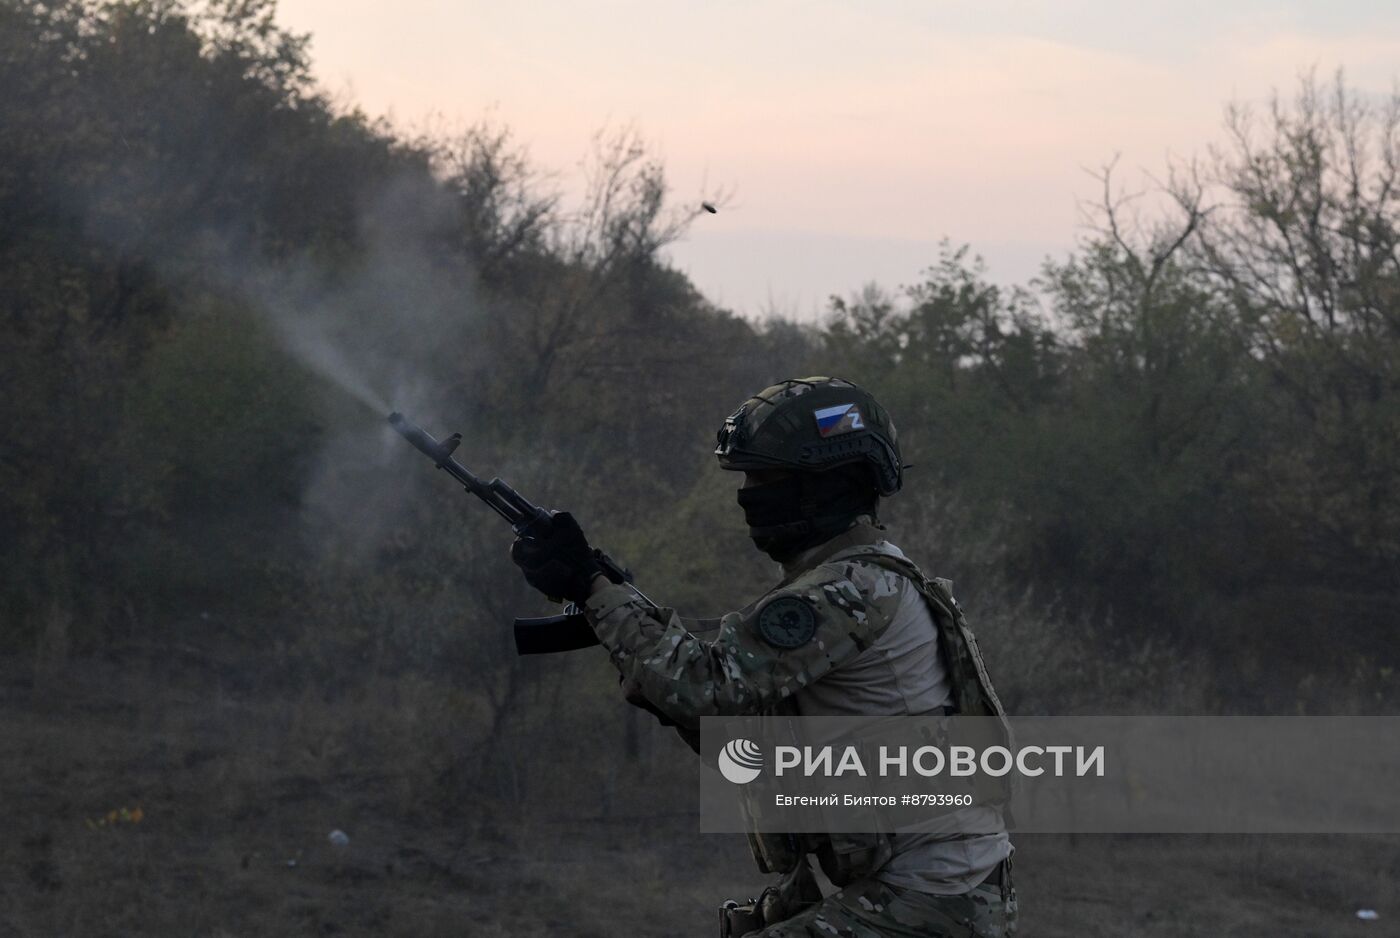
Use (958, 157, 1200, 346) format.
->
(582, 523, 905, 732)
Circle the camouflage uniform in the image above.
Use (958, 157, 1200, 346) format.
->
(569, 377, 1016, 936)
(583, 524, 1016, 937)
(754, 872, 1016, 938)
(585, 525, 897, 721)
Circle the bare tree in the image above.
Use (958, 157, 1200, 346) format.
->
(1173, 71, 1400, 577)
(509, 126, 725, 395)
(435, 121, 558, 278)
(1190, 71, 1400, 354)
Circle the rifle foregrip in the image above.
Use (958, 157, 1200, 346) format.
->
(512, 611, 601, 655)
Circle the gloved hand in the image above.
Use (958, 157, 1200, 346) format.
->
(621, 675, 679, 727)
(759, 861, 822, 926)
(509, 511, 603, 605)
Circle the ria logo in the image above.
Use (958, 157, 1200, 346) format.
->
(717, 738, 764, 784)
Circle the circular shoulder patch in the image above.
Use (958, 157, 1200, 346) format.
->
(755, 596, 818, 649)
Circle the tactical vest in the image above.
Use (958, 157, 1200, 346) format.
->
(741, 547, 1013, 886)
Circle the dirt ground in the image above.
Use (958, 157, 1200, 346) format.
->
(2, 653, 1396, 937)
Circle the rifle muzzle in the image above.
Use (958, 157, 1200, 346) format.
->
(388, 412, 458, 464)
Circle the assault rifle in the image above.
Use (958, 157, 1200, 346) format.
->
(389, 412, 652, 655)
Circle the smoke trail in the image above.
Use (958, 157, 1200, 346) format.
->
(269, 307, 392, 417)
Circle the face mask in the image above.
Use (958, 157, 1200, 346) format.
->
(736, 470, 877, 562)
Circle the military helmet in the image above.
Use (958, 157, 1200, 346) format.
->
(714, 376, 903, 495)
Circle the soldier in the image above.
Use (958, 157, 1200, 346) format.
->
(510, 377, 1017, 937)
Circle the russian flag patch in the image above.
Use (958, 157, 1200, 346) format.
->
(814, 403, 866, 437)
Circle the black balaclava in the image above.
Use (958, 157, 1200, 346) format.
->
(736, 464, 879, 562)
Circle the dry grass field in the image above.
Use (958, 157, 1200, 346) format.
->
(3, 651, 1396, 937)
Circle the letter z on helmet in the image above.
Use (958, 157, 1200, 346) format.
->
(714, 377, 902, 495)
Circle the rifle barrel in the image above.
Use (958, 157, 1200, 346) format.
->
(389, 412, 527, 524)
(388, 410, 658, 640)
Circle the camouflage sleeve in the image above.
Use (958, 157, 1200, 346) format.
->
(582, 565, 893, 729)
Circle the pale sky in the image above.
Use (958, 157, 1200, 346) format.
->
(275, 0, 1400, 318)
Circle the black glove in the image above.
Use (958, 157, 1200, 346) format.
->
(509, 511, 603, 605)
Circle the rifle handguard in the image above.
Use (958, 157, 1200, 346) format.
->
(389, 412, 653, 657)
